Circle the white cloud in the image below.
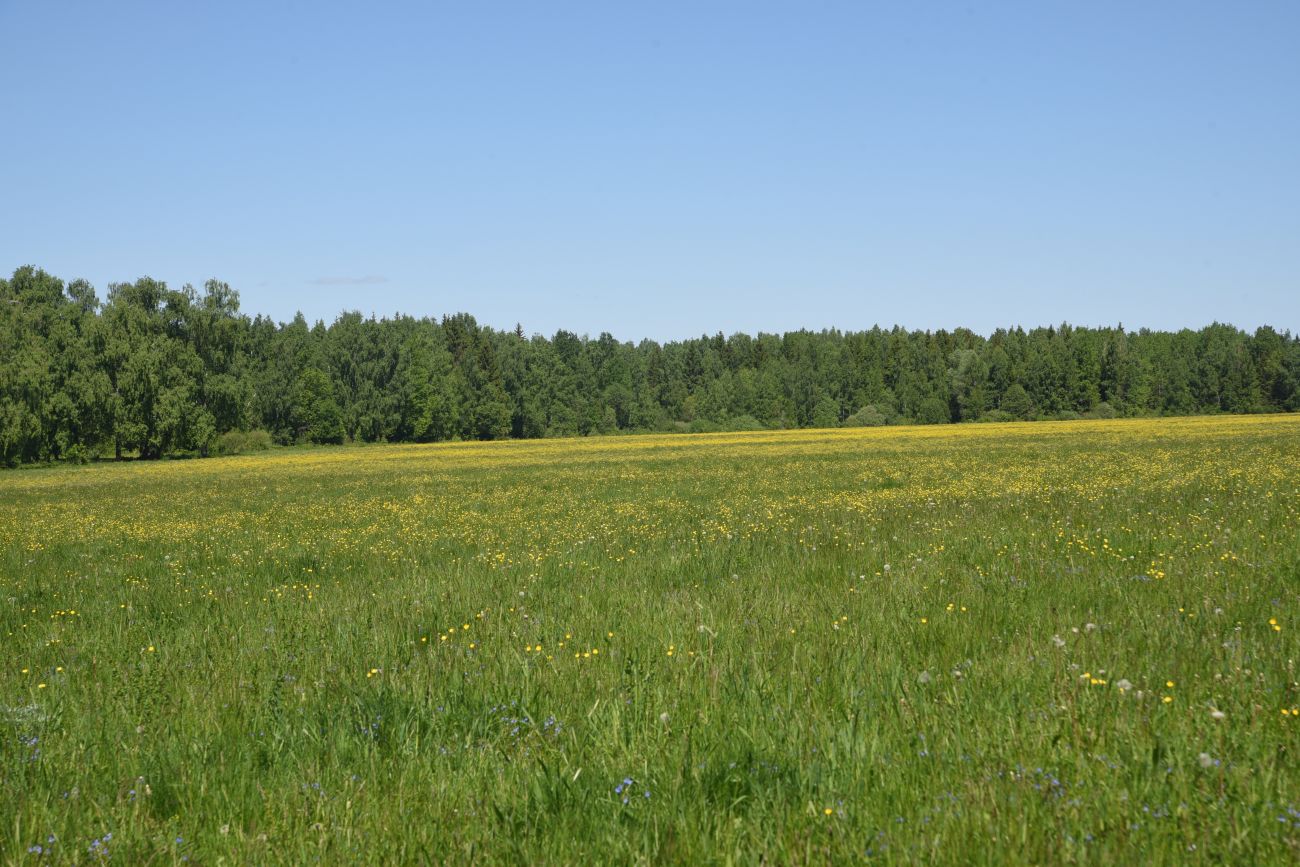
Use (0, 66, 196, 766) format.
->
(308, 275, 389, 285)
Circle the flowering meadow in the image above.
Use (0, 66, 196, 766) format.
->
(2, 415, 1299, 863)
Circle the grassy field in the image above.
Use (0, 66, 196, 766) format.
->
(3, 416, 1299, 864)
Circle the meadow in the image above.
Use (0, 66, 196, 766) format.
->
(2, 415, 1299, 864)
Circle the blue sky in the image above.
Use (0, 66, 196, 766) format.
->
(2, 1, 1297, 339)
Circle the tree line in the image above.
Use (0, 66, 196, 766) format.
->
(2, 265, 1297, 466)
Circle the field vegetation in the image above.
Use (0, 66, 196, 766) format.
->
(3, 415, 1299, 863)
(5, 265, 1299, 467)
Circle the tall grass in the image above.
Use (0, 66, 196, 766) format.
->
(2, 416, 1298, 863)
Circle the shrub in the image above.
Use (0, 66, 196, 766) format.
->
(844, 404, 889, 427)
(62, 444, 93, 464)
(977, 409, 1014, 423)
(1088, 401, 1118, 419)
(215, 429, 274, 456)
(726, 415, 767, 432)
(917, 397, 951, 425)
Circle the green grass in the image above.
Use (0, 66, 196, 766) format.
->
(2, 416, 1299, 864)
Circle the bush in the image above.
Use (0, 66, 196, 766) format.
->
(1055, 410, 1082, 421)
(726, 415, 767, 432)
(62, 444, 93, 464)
(215, 429, 274, 456)
(917, 397, 951, 425)
(977, 409, 1014, 423)
(844, 404, 890, 427)
(1088, 401, 1118, 419)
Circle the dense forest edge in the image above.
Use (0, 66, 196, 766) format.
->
(2, 265, 1298, 466)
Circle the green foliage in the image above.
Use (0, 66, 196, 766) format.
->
(296, 368, 345, 444)
(2, 266, 1299, 466)
(214, 429, 274, 455)
(472, 389, 513, 441)
(725, 414, 766, 431)
(1088, 401, 1118, 419)
(1000, 383, 1034, 419)
(844, 403, 892, 427)
(811, 395, 842, 428)
(917, 396, 951, 424)
(686, 418, 723, 433)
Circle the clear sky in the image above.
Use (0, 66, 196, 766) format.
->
(2, 1, 1297, 340)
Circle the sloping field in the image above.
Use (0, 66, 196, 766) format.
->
(3, 416, 1299, 863)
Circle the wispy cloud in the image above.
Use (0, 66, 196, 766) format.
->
(309, 275, 389, 286)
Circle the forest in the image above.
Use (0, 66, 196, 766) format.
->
(2, 265, 1297, 466)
